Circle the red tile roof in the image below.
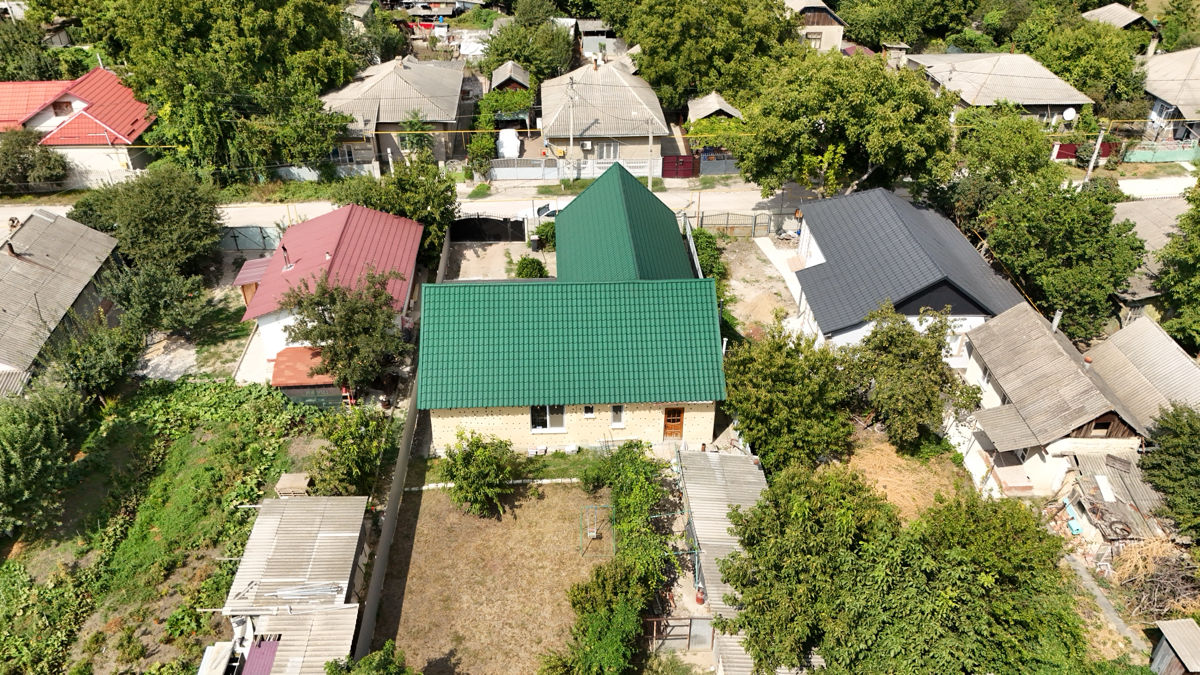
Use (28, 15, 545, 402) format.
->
(271, 347, 337, 387)
(242, 204, 424, 321)
(0, 68, 154, 145)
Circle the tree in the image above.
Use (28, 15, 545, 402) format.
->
(725, 51, 954, 196)
(691, 228, 726, 281)
(946, 27, 998, 52)
(50, 317, 145, 401)
(980, 181, 1145, 340)
(0, 129, 70, 193)
(1029, 20, 1145, 109)
(311, 406, 395, 496)
(1155, 185, 1200, 352)
(515, 0, 557, 26)
(1140, 403, 1200, 539)
(0, 384, 85, 534)
(480, 17, 573, 83)
(1161, 0, 1200, 51)
(0, 20, 60, 81)
(67, 164, 223, 276)
(515, 255, 548, 278)
(359, 8, 408, 64)
(325, 640, 419, 674)
(101, 264, 209, 336)
(442, 431, 520, 517)
(852, 304, 981, 453)
(279, 268, 410, 393)
(396, 110, 433, 160)
(722, 325, 856, 473)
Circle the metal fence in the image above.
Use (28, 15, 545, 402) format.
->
(694, 212, 775, 238)
(220, 226, 282, 251)
(488, 157, 662, 181)
(488, 158, 559, 181)
(697, 153, 738, 175)
(1123, 139, 1200, 163)
(644, 616, 714, 652)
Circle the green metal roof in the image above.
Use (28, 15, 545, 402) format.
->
(555, 164, 696, 282)
(416, 279, 726, 409)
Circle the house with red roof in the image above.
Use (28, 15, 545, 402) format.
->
(234, 204, 423, 403)
(0, 67, 155, 188)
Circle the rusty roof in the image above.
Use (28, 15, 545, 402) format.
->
(271, 347, 337, 388)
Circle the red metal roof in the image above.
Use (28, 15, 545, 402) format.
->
(242, 204, 424, 321)
(0, 81, 70, 130)
(233, 256, 273, 287)
(0, 68, 154, 145)
(271, 347, 338, 387)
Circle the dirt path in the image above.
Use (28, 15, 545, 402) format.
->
(1067, 554, 1151, 657)
(722, 238, 794, 337)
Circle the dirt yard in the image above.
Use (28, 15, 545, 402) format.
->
(721, 238, 794, 338)
(848, 430, 968, 522)
(375, 484, 606, 674)
(443, 241, 557, 280)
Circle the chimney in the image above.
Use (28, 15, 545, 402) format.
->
(7, 217, 18, 232)
(883, 42, 909, 70)
(1083, 355, 1093, 370)
(3, 242, 18, 258)
(325, 251, 332, 261)
(281, 245, 292, 270)
(1050, 309, 1063, 334)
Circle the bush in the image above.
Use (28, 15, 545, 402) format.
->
(535, 220, 556, 251)
(0, 384, 85, 534)
(467, 182, 491, 199)
(515, 255, 548, 278)
(691, 228, 726, 280)
(165, 603, 204, 638)
(0, 129, 70, 193)
(311, 406, 395, 496)
(442, 432, 520, 517)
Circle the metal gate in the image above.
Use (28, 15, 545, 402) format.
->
(449, 215, 525, 242)
(661, 155, 696, 178)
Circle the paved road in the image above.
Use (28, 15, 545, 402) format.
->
(0, 201, 340, 230)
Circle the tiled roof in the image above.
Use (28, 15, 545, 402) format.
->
(271, 347, 337, 388)
(795, 189, 1023, 334)
(242, 205, 423, 321)
(322, 56, 465, 132)
(556, 164, 694, 282)
(0, 81, 70, 130)
(416, 279, 726, 409)
(541, 61, 668, 138)
(1082, 3, 1145, 28)
(907, 53, 1093, 107)
(1144, 47, 1200, 119)
(39, 68, 155, 146)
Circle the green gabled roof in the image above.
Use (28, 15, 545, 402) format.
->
(416, 279, 726, 410)
(555, 164, 695, 282)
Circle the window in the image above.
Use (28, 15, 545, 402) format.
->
(531, 405, 565, 432)
(806, 31, 822, 49)
(611, 405, 625, 428)
(583, 405, 595, 418)
(981, 367, 991, 386)
(1090, 421, 1112, 438)
(596, 142, 619, 159)
(52, 101, 72, 117)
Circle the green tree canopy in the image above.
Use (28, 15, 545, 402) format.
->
(722, 325, 856, 473)
(49, 316, 145, 401)
(1027, 20, 1145, 109)
(442, 431, 520, 517)
(1155, 185, 1200, 352)
(100, 264, 209, 337)
(325, 639, 419, 674)
(0, 20, 92, 81)
(0, 384, 86, 534)
(480, 11, 573, 83)
(1160, 0, 1200, 51)
(980, 181, 1144, 340)
(1140, 403, 1200, 539)
(279, 268, 411, 392)
(725, 51, 954, 196)
(0, 129, 70, 193)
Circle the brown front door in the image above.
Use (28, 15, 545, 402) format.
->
(663, 408, 684, 440)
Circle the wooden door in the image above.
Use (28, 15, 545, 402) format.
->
(663, 408, 684, 440)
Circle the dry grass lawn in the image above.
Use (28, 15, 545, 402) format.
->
(375, 485, 607, 674)
(848, 430, 968, 522)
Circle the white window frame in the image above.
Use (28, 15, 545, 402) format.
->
(610, 405, 625, 428)
(583, 405, 595, 418)
(531, 404, 566, 433)
(596, 141, 619, 160)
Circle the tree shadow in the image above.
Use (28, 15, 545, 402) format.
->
(422, 647, 464, 675)
(190, 298, 252, 348)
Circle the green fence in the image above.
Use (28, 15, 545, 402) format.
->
(1124, 140, 1200, 163)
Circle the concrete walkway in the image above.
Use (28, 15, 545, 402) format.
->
(1118, 175, 1197, 199)
(1066, 554, 1150, 657)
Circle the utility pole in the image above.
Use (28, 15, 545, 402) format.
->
(647, 117, 653, 187)
(567, 77, 576, 167)
(1082, 121, 1112, 186)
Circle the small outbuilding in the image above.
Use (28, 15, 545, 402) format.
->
(490, 60, 531, 91)
(687, 91, 743, 123)
(1083, 3, 1151, 29)
(1153, 618, 1200, 675)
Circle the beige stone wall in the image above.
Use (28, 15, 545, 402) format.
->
(428, 401, 717, 456)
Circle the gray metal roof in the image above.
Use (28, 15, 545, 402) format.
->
(253, 606, 361, 675)
(967, 304, 1117, 450)
(0, 370, 31, 396)
(0, 210, 116, 374)
(540, 61, 668, 138)
(687, 91, 743, 122)
(1072, 451, 1163, 540)
(1082, 3, 1146, 28)
(795, 189, 1023, 334)
(1158, 618, 1200, 670)
(343, 1, 372, 19)
(1144, 47, 1200, 119)
(224, 497, 367, 615)
(322, 56, 465, 132)
(907, 53, 1093, 107)
(1087, 318, 1200, 436)
(577, 18, 609, 33)
(490, 60, 530, 90)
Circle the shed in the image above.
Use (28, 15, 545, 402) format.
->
(490, 60, 530, 91)
(1083, 3, 1149, 29)
(1153, 618, 1200, 675)
(233, 256, 272, 307)
(270, 347, 341, 408)
(687, 91, 743, 123)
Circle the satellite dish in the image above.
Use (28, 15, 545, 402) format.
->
(1063, 107, 1077, 122)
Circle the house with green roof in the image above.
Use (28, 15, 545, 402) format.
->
(416, 164, 722, 454)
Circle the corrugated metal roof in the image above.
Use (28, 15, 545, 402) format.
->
(322, 56, 465, 131)
(967, 304, 1117, 449)
(1073, 451, 1163, 539)
(1112, 198, 1187, 302)
(541, 61, 668, 138)
(0, 210, 116, 373)
(783, 0, 845, 24)
(242, 204, 423, 321)
(1087, 318, 1200, 435)
(972, 404, 1040, 451)
(795, 189, 1023, 334)
(223, 497, 367, 614)
(271, 347, 337, 388)
(1144, 47, 1200, 121)
(40, 68, 155, 146)
(908, 53, 1093, 107)
(415, 279, 726, 409)
(1082, 3, 1146, 28)
(1158, 618, 1200, 670)
(234, 256, 273, 287)
(255, 607, 361, 675)
(0, 80, 71, 130)
(555, 164, 694, 282)
(490, 60, 530, 90)
(687, 91, 743, 122)
(0, 369, 32, 396)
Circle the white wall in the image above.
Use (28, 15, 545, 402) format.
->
(826, 314, 987, 349)
(256, 310, 304, 361)
(26, 95, 86, 133)
(58, 146, 145, 188)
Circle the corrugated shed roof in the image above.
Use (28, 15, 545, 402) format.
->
(322, 56, 465, 131)
(255, 608, 361, 675)
(577, 18, 609, 33)
(541, 61, 668, 138)
(415, 279, 726, 409)
(795, 189, 1023, 334)
(1073, 451, 1163, 539)
(972, 404, 1040, 451)
(224, 497, 367, 614)
(555, 164, 694, 282)
(490, 60, 530, 90)
(687, 91, 743, 122)
(1087, 318, 1200, 435)
(1144, 47, 1200, 119)
(0, 210, 116, 373)
(271, 347, 337, 388)
(967, 304, 1116, 449)
(908, 53, 1093, 107)
(0, 369, 32, 397)
(1112, 198, 1187, 301)
(1083, 3, 1146, 28)
(1158, 618, 1200, 670)
(242, 205, 423, 321)
(783, 0, 846, 24)
(234, 256, 273, 287)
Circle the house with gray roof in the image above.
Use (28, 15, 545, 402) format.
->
(790, 188, 1023, 346)
(322, 55, 467, 167)
(1144, 47, 1200, 141)
(1083, 3, 1151, 29)
(490, 60, 530, 91)
(0, 210, 117, 396)
(906, 52, 1093, 123)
